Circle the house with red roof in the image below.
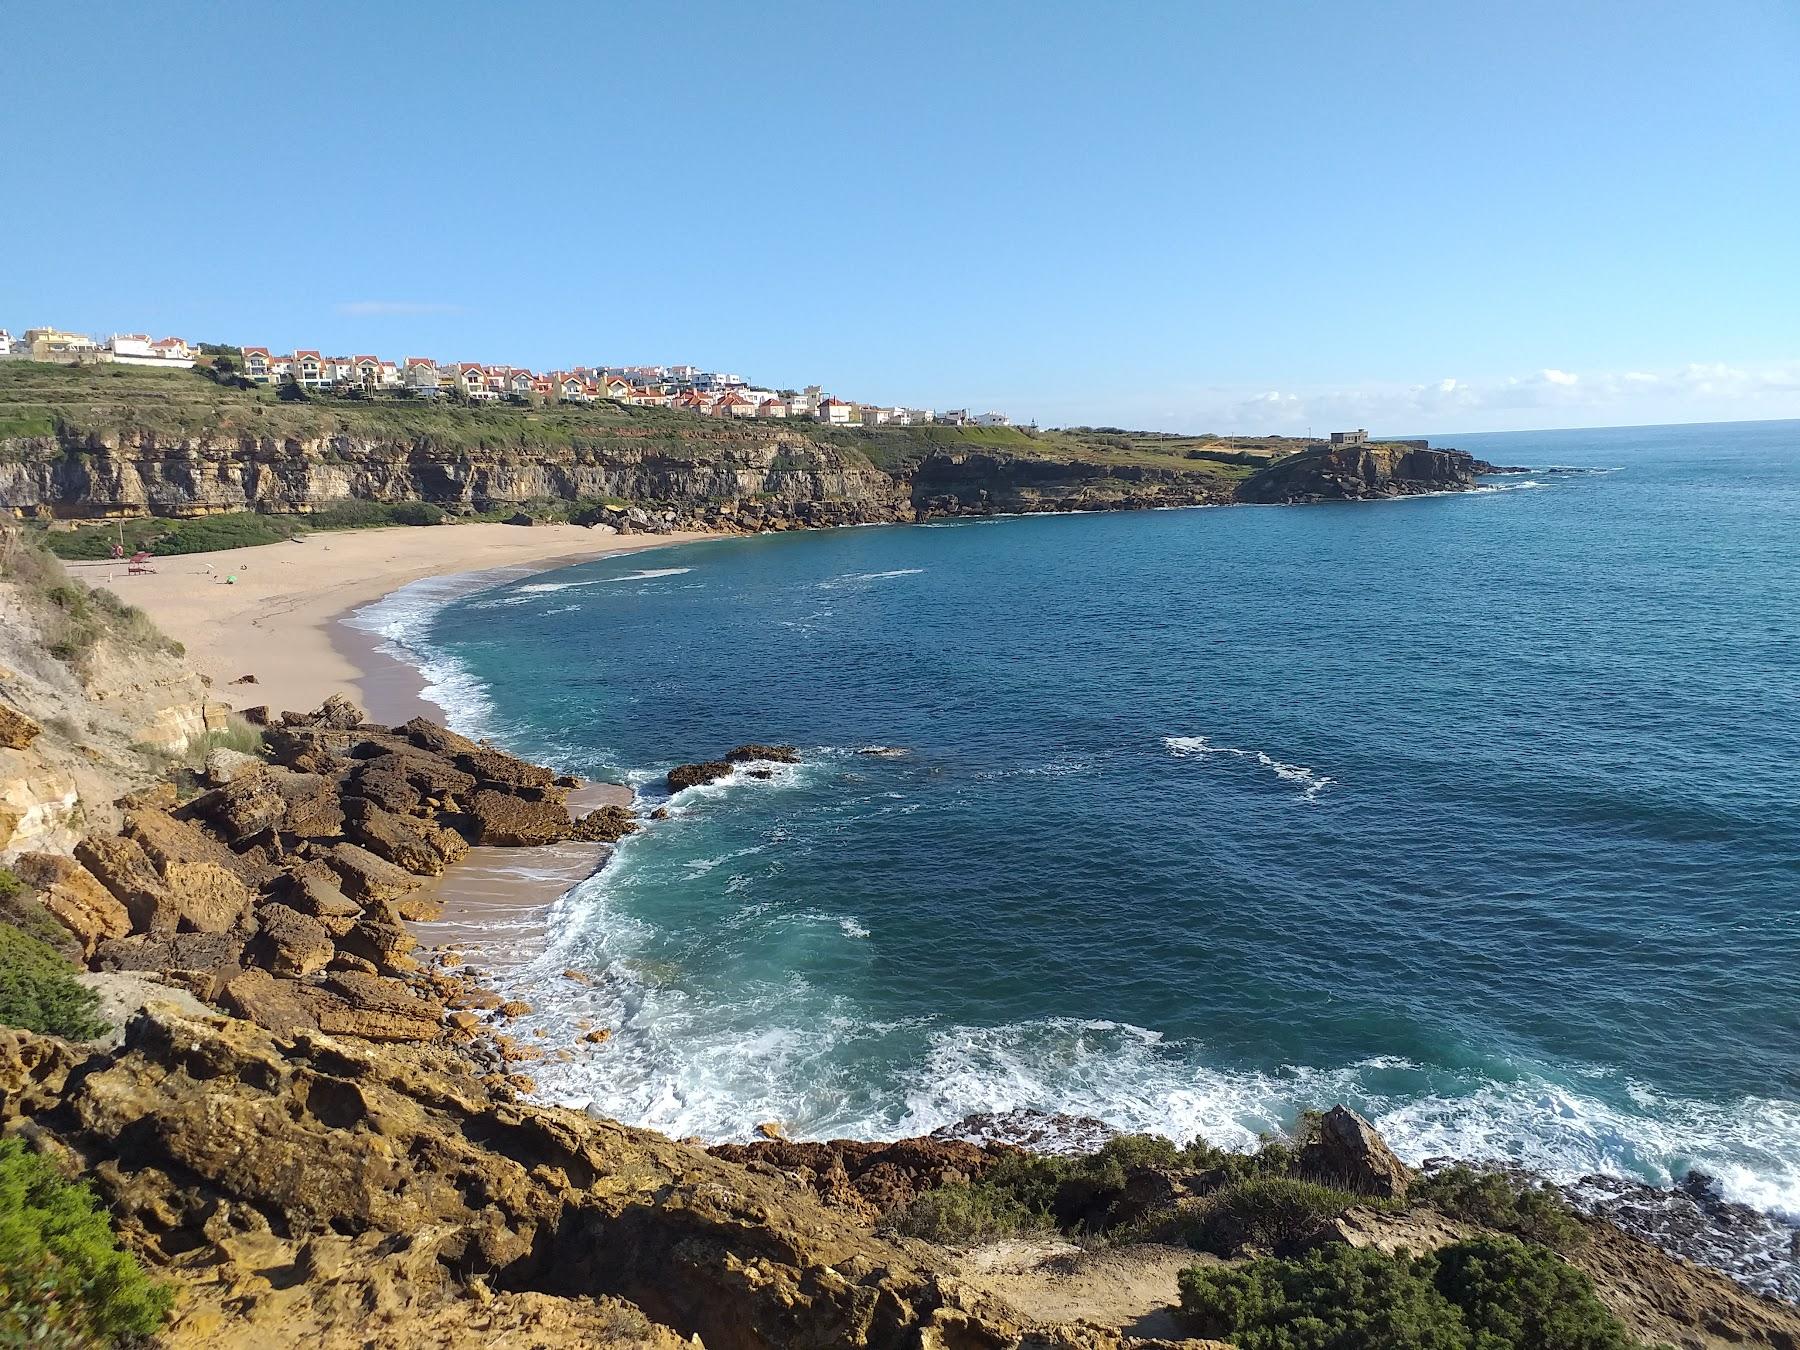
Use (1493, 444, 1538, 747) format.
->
(715, 391, 758, 419)
(757, 398, 788, 419)
(816, 396, 853, 426)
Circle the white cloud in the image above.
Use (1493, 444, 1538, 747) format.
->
(1542, 368, 1580, 386)
(334, 301, 463, 317)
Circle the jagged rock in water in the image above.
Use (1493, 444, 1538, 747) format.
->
(570, 805, 639, 842)
(725, 743, 800, 764)
(666, 760, 732, 792)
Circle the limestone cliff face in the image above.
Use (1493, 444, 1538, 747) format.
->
(0, 427, 909, 521)
(1234, 443, 1492, 504)
(911, 451, 1234, 515)
(0, 428, 1246, 525)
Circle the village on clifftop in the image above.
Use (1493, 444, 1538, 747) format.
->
(0, 325, 1016, 429)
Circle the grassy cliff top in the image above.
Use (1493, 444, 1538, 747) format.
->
(0, 361, 1268, 481)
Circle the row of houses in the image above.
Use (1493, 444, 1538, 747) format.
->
(0, 322, 1016, 428)
(237, 347, 1012, 427)
(0, 328, 194, 367)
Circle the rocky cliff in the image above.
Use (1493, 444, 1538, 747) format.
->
(1235, 443, 1501, 504)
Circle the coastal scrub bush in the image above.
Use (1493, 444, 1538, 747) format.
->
(886, 1179, 1048, 1245)
(1178, 1238, 1637, 1349)
(0, 869, 20, 903)
(38, 578, 184, 668)
(1179, 1176, 1364, 1256)
(0, 923, 105, 1040)
(1412, 1166, 1588, 1249)
(0, 1138, 174, 1345)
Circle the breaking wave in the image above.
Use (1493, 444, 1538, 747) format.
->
(1164, 734, 1334, 800)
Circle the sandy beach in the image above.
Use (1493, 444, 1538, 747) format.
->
(65, 523, 713, 724)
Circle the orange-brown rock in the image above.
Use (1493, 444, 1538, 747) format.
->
(465, 788, 572, 846)
(570, 804, 639, 842)
(343, 797, 448, 875)
(251, 903, 335, 978)
(76, 833, 179, 935)
(13, 852, 130, 954)
(320, 841, 422, 903)
(0, 702, 40, 750)
(455, 747, 560, 792)
(297, 972, 443, 1041)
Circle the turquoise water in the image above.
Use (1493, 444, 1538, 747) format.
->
(362, 420, 1800, 1223)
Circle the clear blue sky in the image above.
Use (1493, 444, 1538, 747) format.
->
(7, 1, 1798, 433)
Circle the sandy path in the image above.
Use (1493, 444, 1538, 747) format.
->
(64, 524, 714, 723)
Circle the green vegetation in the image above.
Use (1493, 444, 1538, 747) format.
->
(0, 923, 105, 1040)
(1412, 1166, 1589, 1250)
(1178, 1176, 1371, 1257)
(0, 1138, 174, 1345)
(39, 499, 454, 561)
(1178, 1238, 1639, 1350)
(0, 869, 20, 904)
(886, 1178, 1048, 1244)
(0, 527, 186, 672)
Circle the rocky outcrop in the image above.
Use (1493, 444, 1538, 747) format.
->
(667, 759, 733, 792)
(711, 1136, 1014, 1221)
(0, 1006, 1032, 1349)
(1234, 443, 1492, 503)
(1298, 1105, 1414, 1199)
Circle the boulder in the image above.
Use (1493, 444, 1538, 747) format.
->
(187, 772, 287, 841)
(398, 716, 483, 759)
(666, 760, 732, 792)
(314, 694, 367, 730)
(220, 968, 320, 1036)
(251, 903, 335, 979)
(93, 931, 249, 998)
(347, 762, 424, 815)
(0, 704, 42, 750)
(319, 842, 422, 903)
(336, 916, 419, 976)
(73, 972, 211, 1048)
(342, 798, 447, 876)
(273, 771, 348, 840)
(204, 746, 265, 785)
(569, 805, 639, 843)
(13, 853, 130, 954)
(464, 789, 572, 847)
(455, 748, 559, 792)
(75, 833, 179, 935)
(1298, 1105, 1414, 1199)
(299, 971, 443, 1041)
(278, 866, 362, 933)
(725, 744, 800, 764)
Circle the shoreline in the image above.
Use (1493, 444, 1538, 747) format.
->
(66, 521, 717, 724)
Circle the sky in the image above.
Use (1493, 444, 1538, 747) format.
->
(5, 1, 1798, 435)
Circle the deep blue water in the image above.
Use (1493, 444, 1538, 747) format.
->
(363, 420, 1800, 1221)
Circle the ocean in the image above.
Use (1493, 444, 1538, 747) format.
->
(352, 419, 1800, 1267)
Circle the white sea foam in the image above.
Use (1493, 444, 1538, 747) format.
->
(817, 568, 924, 589)
(1163, 734, 1334, 801)
(344, 571, 512, 733)
(516, 566, 694, 595)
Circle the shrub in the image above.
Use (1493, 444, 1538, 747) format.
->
(0, 1138, 174, 1344)
(0, 923, 106, 1040)
(1434, 1237, 1634, 1349)
(1412, 1166, 1587, 1250)
(387, 500, 445, 526)
(1181, 1176, 1363, 1256)
(0, 870, 20, 904)
(1177, 1238, 1639, 1350)
(885, 1179, 1047, 1245)
(1179, 1244, 1468, 1348)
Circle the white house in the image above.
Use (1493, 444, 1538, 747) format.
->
(0, 330, 12, 357)
(817, 397, 853, 426)
(242, 347, 273, 382)
(939, 409, 969, 426)
(292, 350, 330, 389)
(107, 333, 198, 368)
(973, 411, 1010, 427)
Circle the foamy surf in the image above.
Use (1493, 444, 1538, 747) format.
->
(1164, 734, 1334, 800)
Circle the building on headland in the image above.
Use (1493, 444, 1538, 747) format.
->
(1329, 429, 1369, 446)
(35, 317, 1012, 425)
(0, 330, 12, 357)
(25, 328, 100, 361)
(106, 334, 195, 368)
